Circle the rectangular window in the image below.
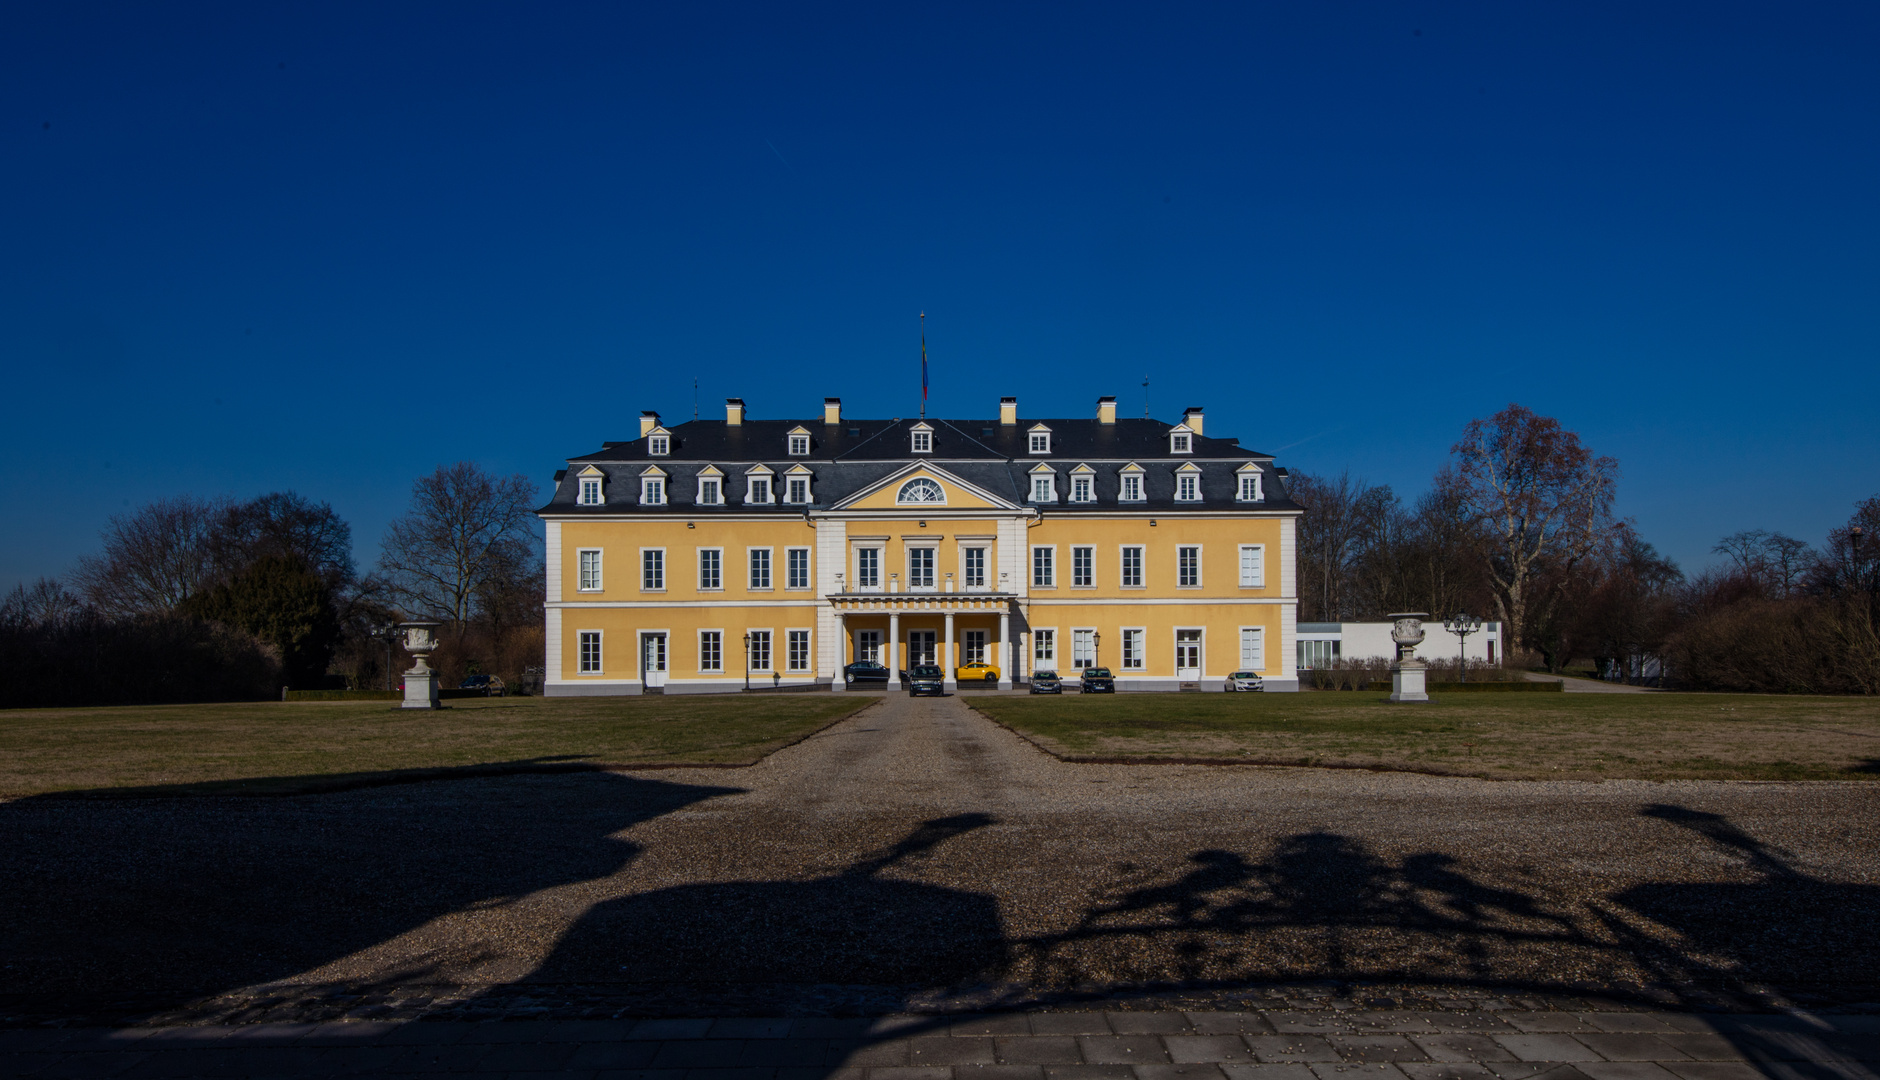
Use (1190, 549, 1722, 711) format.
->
(578, 478, 602, 505)
(963, 630, 987, 664)
(789, 434, 809, 455)
(1121, 545, 1143, 588)
(699, 631, 722, 671)
(1030, 432, 1050, 453)
(1238, 544, 1265, 588)
(698, 478, 721, 505)
(1072, 476, 1092, 502)
(1033, 628, 1056, 665)
(912, 430, 932, 452)
(698, 548, 722, 590)
(1239, 474, 1261, 501)
(908, 547, 935, 589)
(1072, 628, 1095, 669)
(748, 630, 772, 671)
(1240, 627, 1265, 669)
(1177, 546, 1200, 587)
(577, 549, 602, 591)
(1031, 475, 1053, 502)
(578, 631, 602, 673)
(1122, 628, 1145, 669)
(748, 478, 771, 504)
(1032, 545, 1055, 587)
(749, 548, 772, 589)
(1177, 473, 1200, 501)
(963, 547, 986, 588)
(856, 629, 881, 663)
(641, 478, 665, 505)
(1120, 473, 1142, 501)
(786, 548, 811, 590)
(1072, 545, 1094, 587)
(1172, 433, 1191, 453)
(787, 477, 809, 504)
(1298, 639, 1341, 669)
(648, 435, 669, 455)
(787, 629, 811, 671)
(856, 548, 880, 589)
(642, 549, 665, 591)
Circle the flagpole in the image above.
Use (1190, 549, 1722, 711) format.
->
(920, 311, 927, 420)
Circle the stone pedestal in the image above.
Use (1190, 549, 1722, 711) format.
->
(1389, 659, 1429, 703)
(1386, 612, 1431, 704)
(398, 620, 444, 710)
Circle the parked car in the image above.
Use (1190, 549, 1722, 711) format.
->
(843, 660, 891, 688)
(956, 661, 1000, 685)
(459, 674, 505, 697)
(1078, 666, 1116, 693)
(1224, 670, 1265, 692)
(907, 664, 946, 696)
(1029, 670, 1062, 694)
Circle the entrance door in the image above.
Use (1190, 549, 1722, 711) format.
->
(641, 633, 668, 688)
(908, 631, 937, 666)
(856, 630, 882, 664)
(1175, 629, 1202, 681)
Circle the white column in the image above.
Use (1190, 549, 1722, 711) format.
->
(998, 608, 1012, 690)
(889, 608, 900, 678)
(943, 608, 956, 691)
(830, 610, 846, 690)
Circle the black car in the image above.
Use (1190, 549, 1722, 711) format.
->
(1029, 670, 1063, 694)
(458, 674, 504, 697)
(842, 661, 891, 688)
(1078, 666, 1116, 693)
(907, 664, 946, 696)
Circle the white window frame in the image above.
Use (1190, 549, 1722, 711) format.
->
(1238, 544, 1266, 589)
(1071, 545, 1095, 588)
(962, 546, 987, 589)
(785, 547, 812, 591)
(699, 629, 724, 672)
(576, 548, 603, 592)
(1071, 627, 1096, 670)
(1029, 471, 1057, 504)
(1240, 626, 1266, 671)
(855, 547, 881, 590)
(1121, 627, 1146, 670)
(1176, 471, 1201, 502)
(896, 478, 946, 504)
(1237, 471, 1264, 502)
(911, 428, 932, 453)
(748, 547, 773, 591)
(1028, 425, 1052, 454)
(788, 433, 810, 456)
(648, 435, 669, 456)
(745, 475, 773, 504)
(962, 629, 988, 664)
(1174, 627, 1206, 677)
(907, 545, 937, 590)
(1170, 430, 1192, 454)
(1031, 544, 1056, 588)
(577, 476, 604, 506)
(1119, 471, 1144, 502)
(746, 629, 773, 672)
(1120, 544, 1145, 589)
(1177, 544, 1201, 588)
(696, 474, 723, 505)
(641, 548, 666, 592)
(697, 547, 723, 591)
(1033, 627, 1057, 667)
(785, 476, 811, 504)
(1070, 474, 1094, 503)
(640, 476, 666, 505)
(787, 628, 812, 672)
(577, 630, 603, 674)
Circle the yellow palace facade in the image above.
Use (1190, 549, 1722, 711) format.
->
(540, 395, 1302, 694)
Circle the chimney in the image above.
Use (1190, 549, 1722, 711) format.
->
(999, 396, 1018, 426)
(823, 397, 841, 425)
(725, 397, 744, 426)
(1096, 396, 1117, 425)
(639, 411, 660, 437)
(1182, 406, 1204, 436)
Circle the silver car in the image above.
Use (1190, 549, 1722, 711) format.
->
(1224, 670, 1265, 692)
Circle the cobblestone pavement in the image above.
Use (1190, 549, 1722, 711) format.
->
(4, 692, 1879, 1038)
(6, 1009, 1878, 1078)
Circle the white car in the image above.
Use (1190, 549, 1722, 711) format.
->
(1225, 670, 1265, 692)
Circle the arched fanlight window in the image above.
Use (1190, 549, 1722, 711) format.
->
(896, 478, 946, 504)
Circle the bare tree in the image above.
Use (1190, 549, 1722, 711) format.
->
(378, 462, 541, 624)
(209, 492, 356, 591)
(70, 496, 229, 617)
(1291, 471, 1396, 621)
(1714, 529, 1814, 599)
(1445, 404, 1619, 659)
(0, 577, 85, 627)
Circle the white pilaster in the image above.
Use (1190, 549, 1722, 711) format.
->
(943, 610, 956, 691)
(998, 609, 1012, 689)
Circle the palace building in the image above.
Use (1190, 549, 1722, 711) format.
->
(538, 395, 1303, 694)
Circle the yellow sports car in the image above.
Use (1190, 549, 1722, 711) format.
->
(955, 661, 1001, 684)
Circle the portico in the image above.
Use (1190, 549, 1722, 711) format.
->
(828, 592, 1017, 691)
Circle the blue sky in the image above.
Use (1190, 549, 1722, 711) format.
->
(4, 1, 1877, 591)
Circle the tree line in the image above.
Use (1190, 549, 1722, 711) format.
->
(0, 463, 544, 708)
(1292, 404, 1879, 693)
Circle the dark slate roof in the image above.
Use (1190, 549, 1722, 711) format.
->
(540, 417, 1303, 515)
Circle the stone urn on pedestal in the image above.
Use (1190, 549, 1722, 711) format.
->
(1387, 612, 1430, 703)
(398, 620, 444, 709)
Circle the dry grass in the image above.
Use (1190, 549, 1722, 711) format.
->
(970, 691, 1880, 781)
(0, 694, 872, 798)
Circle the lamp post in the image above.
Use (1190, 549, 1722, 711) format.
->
(1442, 612, 1483, 683)
(368, 623, 401, 690)
(1093, 630, 1102, 671)
(743, 632, 752, 692)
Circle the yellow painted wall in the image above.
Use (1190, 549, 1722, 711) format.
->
(562, 518, 822, 602)
(1026, 516, 1284, 599)
(559, 603, 820, 682)
(854, 518, 1004, 589)
(1023, 601, 1283, 676)
(844, 470, 1002, 510)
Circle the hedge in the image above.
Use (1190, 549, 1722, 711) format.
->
(1361, 680, 1564, 693)
(282, 689, 400, 702)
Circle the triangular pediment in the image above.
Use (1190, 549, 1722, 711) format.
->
(1119, 461, 1145, 473)
(639, 465, 667, 478)
(696, 464, 724, 477)
(745, 463, 775, 475)
(1069, 462, 1095, 474)
(832, 461, 1017, 511)
(1236, 461, 1262, 473)
(1175, 461, 1203, 473)
(576, 464, 605, 477)
(784, 463, 814, 475)
(1027, 462, 1056, 475)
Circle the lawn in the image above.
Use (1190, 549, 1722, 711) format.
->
(0, 694, 873, 798)
(970, 692, 1880, 781)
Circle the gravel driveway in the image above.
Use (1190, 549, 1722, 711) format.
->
(4, 693, 1877, 1024)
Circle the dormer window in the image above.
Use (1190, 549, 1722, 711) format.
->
(1170, 431, 1192, 454)
(1028, 424, 1052, 454)
(787, 426, 811, 456)
(648, 435, 670, 456)
(1237, 468, 1263, 502)
(640, 472, 667, 505)
(1071, 476, 1093, 503)
(578, 477, 603, 506)
(697, 477, 721, 505)
(746, 465, 775, 505)
(1028, 465, 1057, 503)
(911, 429, 932, 453)
(783, 466, 813, 504)
(1118, 464, 1145, 502)
(1175, 467, 1202, 502)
